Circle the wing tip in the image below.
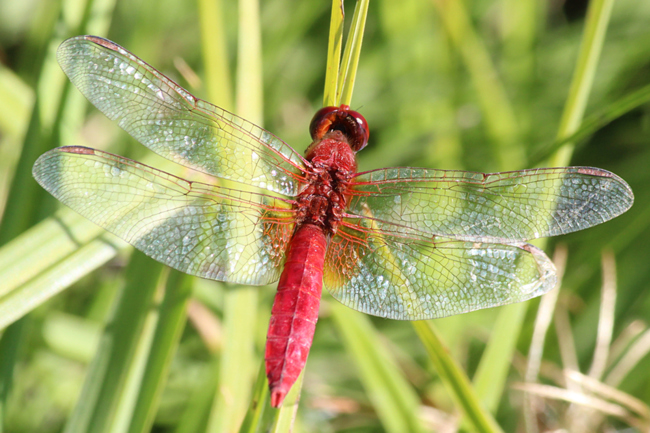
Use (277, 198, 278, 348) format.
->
(572, 166, 635, 218)
(32, 146, 97, 184)
(575, 166, 634, 194)
(57, 35, 125, 77)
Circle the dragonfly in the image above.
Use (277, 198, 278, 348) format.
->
(33, 35, 634, 407)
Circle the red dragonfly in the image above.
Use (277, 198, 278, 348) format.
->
(34, 36, 633, 407)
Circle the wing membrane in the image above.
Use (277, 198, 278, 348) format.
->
(324, 219, 556, 320)
(33, 146, 295, 285)
(57, 35, 307, 196)
(348, 167, 634, 241)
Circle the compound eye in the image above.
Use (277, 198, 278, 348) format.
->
(309, 106, 339, 141)
(309, 105, 370, 152)
(345, 109, 369, 151)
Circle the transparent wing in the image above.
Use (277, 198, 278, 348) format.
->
(57, 35, 308, 196)
(324, 219, 556, 320)
(33, 146, 296, 285)
(348, 167, 634, 241)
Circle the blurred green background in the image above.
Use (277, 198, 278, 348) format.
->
(1, 0, 649, 432)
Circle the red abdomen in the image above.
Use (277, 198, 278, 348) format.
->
(265, 223, 327, 407)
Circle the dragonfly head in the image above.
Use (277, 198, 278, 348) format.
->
(309, 105, 369, 152)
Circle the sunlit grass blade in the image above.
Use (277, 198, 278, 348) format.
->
(323, 0, 344, 107)
(63, 251, 164, 433)
(237, 0, 263, 124)
(332, 304, 425, 433)
(197, 0, 232, 110)
(337, 0, 369, 106)
(412, 321, 504, 433)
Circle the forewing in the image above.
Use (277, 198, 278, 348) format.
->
(349, 167, 634, 241)
(33, 147, 295, 285)
(324, 220, 556, 320)
(57, 35, 307, 196)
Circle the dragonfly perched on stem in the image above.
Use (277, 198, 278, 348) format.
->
(33, 35, 633, 407)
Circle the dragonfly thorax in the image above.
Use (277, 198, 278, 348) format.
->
(297, 135, 357, 234)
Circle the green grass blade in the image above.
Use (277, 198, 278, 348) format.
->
(0, 66, 32, 224)
(0, 146, 186, 308)
(471, 303, 528, 412)
(469, 0, 615, 419)
(431, 0, 522, 170)
(63, 251, 164, 433)
(0, 209, 104, 296)
(0, 66, 33, 139)
(323, 0, 344, 107)
(533, 64, 650, 165)
(239, 361, 272, 433)
(0, 41, 66, 244)
(203, 0, 262, 431)
(0, 236, 122, 331)
(337, 0, 369, 107)
(501, 0, 539, 87)
(501, 0, 539, 148)
(237, 0, 263, 124)
(0, 4, 97, 419)
(551, 0, 617, 167)
(0, 149, 191, 329)
(332, 304, 425, 433)
(0, 0, 115, 245)
(206, 286, 258, 433)
(197, 0, 233, 110)
(0, 318, 24, 433)
(126, 271, 193, 433)
(41, 311, 101, 363)
(413, 321, 504, 433)
(0, 0, 116, 425)
(174, 359, 220, 433)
